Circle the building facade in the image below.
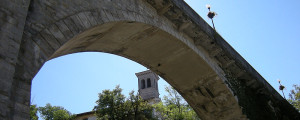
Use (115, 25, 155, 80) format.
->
(74, 111, 96, 120)
(135, 70, 161, 104)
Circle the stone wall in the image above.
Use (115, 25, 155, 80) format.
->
(0, 0, 31, 119)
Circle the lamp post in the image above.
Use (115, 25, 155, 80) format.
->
(206, 4, 216, 30)
(278, 79, 286, 99)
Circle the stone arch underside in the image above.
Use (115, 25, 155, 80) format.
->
(1, 0, 299, 120)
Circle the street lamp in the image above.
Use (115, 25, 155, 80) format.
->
(206, 4, 217, 30)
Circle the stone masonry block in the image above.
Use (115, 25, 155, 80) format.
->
(122, 10, 133, 22)
(0, 92, 9, 104)
(16, 80, 31, 92)
(15, 88, 31, 105)
(0, 34, 22, 64)
(47, 24, 66, 45)
(107, 7, 121, 21)
(31, 34, 55, 57)
(0, 98, 9, 117)
(77, 12, 92, 29)
(0, 80, 12, 97)
(90, 10, 105, 25)
(55, 20, 74, 41)
(99, 10, 110, 23)
(40, 29, 61, 50)
(69, 14, 86, 32)
(0, 60, 15, 80)
(12, 105, 30, 120)
(115, 9, 126, 21)
(63, 16, 83, 35)
(84, 11, 99, 27)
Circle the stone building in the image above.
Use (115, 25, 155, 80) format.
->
(74, 111, 96, 120)
(74, 70, 161, 120)
(136, 70, 161, 104)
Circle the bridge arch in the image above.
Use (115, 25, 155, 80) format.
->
(15, 1, 244, 119)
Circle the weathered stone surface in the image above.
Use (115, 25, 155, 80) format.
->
(0, 0, 299, 120)
(0, 0, 31, 120)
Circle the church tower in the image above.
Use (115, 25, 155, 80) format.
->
(135, 70, 161, 104)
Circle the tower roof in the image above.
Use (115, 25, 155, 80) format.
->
(135, 70, 160, 80)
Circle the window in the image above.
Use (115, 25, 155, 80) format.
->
(147, 78, 151, 88)
(141, 79, 145, 89)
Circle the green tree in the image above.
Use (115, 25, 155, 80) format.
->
(38, 103, 75, 120)
(94, 85, 126, 120)
(288, 84, 300, 112)
(126, 91, 155, 119)
(30, 104, 39, 120)
(163, 85, 185, 119)
(93, 85, 155, 120)
(153, 86, 200, 120)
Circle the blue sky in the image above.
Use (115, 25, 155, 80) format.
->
(31, 0, 300, 115)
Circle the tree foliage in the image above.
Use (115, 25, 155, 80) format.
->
(153, 86, 200, 120)
(288, 84, 300, 112)
(126, 91, 155, 119)
(30, 104, 39, 120)
(94, 85, 155, 120)
(38, 103, 75, 120)
(94, 85, 126, 119)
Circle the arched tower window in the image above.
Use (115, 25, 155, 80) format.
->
(147, 78, 151, 88)
(141, 79, 145, 89)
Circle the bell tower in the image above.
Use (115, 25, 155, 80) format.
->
(135, 70, 161, 104)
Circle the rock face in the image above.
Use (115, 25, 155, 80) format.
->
(0, 0, 299, 120)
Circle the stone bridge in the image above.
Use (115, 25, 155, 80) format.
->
(0, 0, 299, 119)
